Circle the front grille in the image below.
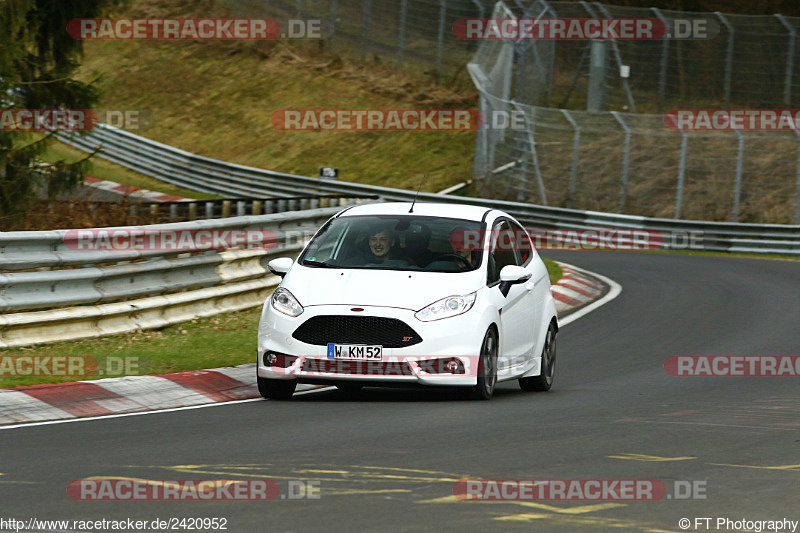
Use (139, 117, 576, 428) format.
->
(292, 315, 423, 348)
(302, 359, 414, 375)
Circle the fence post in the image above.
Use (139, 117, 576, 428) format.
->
(775, 14, 796, 106)
(731, 131, 745, 222)
(512, 101, 548, 205)
(434, 1, 447, 76)
(588, 2, 637, 112)
(675, 131, 688, 219)
(715, 12, 734, 106)
(561, 109, 581, 209)
(611, 111, 631, 211)
(397, 0, 408, 66)
(651, 7, 670, 108)
(587, 40, 608, 112)
(471, 0, 484, 18)
(361, 0, 372, 59)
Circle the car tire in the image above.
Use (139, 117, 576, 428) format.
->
(257, 375, 297, 400)
(519, 322, 556, 392)
(466, 328, 498, 400)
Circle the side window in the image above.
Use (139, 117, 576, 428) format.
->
(509, 219, 533, 266)
(487, 220, 519, 284)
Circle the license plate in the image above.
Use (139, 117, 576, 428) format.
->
(327, 343, 383, 360)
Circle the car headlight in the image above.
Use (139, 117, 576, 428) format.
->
(415, 292, 476, 322)
(271, 288, 304, 317)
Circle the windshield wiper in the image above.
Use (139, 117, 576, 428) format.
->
(302, 259, 337, 268)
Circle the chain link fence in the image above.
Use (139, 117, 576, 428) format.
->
(472, 1, 800, 223)
(512, 1, 800, 111)
(229, 0, 499, 77)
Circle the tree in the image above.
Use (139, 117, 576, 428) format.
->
(0, 0, 121, 222)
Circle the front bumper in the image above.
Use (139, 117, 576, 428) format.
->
(257, 304, 488, 387)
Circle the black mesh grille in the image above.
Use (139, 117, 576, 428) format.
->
(292, 316, 422, 348)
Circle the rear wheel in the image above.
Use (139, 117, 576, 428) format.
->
(257, 375, 296, 400)
(466, 328, 498, 400)
(519, 322, 556, 392)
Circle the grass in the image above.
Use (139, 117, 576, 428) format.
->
(39, 138, 221, 201)
(0, 259, 564, 389)
(73, 35, 478, 195)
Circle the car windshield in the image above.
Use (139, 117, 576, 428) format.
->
(299, 215, 484, 272)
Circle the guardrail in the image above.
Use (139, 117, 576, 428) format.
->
(134, 194, 379, 221)
(56, 126, 800, 255)
(0, 206, 354, 346)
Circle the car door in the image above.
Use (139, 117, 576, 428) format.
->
(487, 219, 536, 378)
(507, 218, 540, 360)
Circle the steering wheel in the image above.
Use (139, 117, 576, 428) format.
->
(436, 253, 471, 269)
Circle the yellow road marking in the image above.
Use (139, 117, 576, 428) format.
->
(159, 464, 462, 483)
(608, 453, 696, 462)
(707, 463, 800, 471)
(322, 489, 411, 496)
(495, 512, 680, 531)
(417, 495, 625, 514)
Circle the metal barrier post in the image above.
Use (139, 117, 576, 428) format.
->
(651, 7, 670, 108)
(361, 0, 372, 59)
(731, 130, 745, 222)
(776, 14, 796, 106)
(397, 0, 407, 66)
(675, 131, 688, 219)
(795, 131, 800, 224)
(436, 1, 447, 76)
(715, 12, 734, 106)
(611, 111, 631, 211)
(561, 109, 581, 209)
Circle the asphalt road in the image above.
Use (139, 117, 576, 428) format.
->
(2, 251, 799, 533)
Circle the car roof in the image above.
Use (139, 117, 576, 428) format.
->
(339, 201, 494, 221)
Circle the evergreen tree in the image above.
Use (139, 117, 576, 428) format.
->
(0, 0, 120, 220)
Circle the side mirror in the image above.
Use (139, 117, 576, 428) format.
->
(268, 257, 294, 278)
(498, 265, 533, 297)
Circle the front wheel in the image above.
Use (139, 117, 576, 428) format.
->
(519, 322, 556, 392)
(257, 375, 296, 400)
(466, 328, 498, 400)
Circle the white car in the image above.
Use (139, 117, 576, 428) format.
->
(256, 201, 558, 400)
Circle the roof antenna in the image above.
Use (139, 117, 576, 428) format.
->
(409, 174, 426, 213)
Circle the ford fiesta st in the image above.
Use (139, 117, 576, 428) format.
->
(256, 202, 558, 400)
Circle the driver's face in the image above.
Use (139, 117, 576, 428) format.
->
(369, 231, 393, 259)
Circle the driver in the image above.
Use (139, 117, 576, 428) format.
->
(367, 228, 395, 263)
